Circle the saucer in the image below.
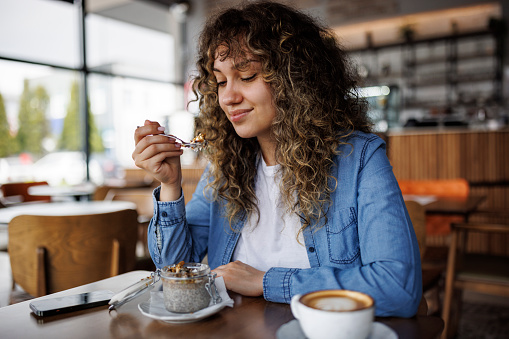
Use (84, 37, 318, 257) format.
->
(276, 319, 398, 339)
(138, 276, 234, 323)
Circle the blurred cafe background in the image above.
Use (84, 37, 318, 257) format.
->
(0, 0, 508, 187)
(0, 0, 508, 338)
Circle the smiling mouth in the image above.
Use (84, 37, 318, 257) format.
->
(229, 109, 251, 122)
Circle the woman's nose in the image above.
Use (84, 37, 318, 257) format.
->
(221, 83, 242, 106)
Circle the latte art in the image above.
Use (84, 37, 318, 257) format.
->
(311, 296, 363, 311)
(301, 290, 373, 312)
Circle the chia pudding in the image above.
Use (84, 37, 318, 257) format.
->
(161, 262, 212, 313)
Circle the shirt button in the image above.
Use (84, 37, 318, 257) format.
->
(309, 247, 315, 252)
(162, 212, 167, 217)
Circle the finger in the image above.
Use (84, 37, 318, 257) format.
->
(137, 149, 181, 169)
(212, 265, 227, 276)
(145, 149, 183, 168)
(135, 143, 182, 166)
(135, 130, 176, 148)
(134, 134, 180, 157)
(144, 119, 158, 126)
(134, 121, 164, 144)
(133, 139, 182, 168)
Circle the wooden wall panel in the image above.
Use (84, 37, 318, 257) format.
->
(389, 130, 509, 182)
(388, 134, 405, 178)
(421, 134, 438, 179)
(437, 132, 461, 179)
(497, 131, 509, 181)
(457, 130, 509, 183)
(389, 132, 438, 180)
(486, 132, 498, 181)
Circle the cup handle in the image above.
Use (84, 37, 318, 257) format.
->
(290, 294, 302, 320)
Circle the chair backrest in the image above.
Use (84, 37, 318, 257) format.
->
(93, 185, 112, 201)
(106, 190, 153, 258)
(405, 200, 427, 259)
(8, 209, 138, 297)
(398, 179, 469, 199)
(442, 222, 509, 338)
(123, 168, 156, 187)
(106, 189, 153, 222)
(1, 181, 50, 203)
(182, 167, 205, 205)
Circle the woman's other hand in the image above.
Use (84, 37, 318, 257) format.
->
(133, 120, 183, 201)
(213, 261, 265, 297)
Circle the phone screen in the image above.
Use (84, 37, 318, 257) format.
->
(29, 290, 114, 317)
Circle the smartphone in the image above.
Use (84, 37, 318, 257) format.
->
(29, 290, 115, 317)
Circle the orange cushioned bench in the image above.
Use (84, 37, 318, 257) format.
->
(399, 179, 470, 237)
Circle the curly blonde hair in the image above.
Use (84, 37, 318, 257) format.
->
(192, 1, 371, 232)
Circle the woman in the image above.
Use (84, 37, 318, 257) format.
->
(133, 1, 422, 317)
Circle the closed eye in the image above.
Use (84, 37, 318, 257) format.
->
(216, 74, 256, 87)
(242, 74, 257, 82)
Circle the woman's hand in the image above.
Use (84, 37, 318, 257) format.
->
(213, 261, 265, 297)
(133, 120, 183, 201)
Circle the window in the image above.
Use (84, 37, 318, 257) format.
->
(0, 0, 183, 186)
(0, 0, 79, 67)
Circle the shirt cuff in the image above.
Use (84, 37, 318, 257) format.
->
(152, 186, 186, 227)
(263, 267, 298, 304)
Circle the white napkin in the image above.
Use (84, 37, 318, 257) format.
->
(403, 194, 438, 205)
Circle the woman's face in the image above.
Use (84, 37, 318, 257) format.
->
(213, 53, 276, 143)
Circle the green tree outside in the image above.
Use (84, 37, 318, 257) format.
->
(58, 81, 104, 153)
(15, 80, 49, 155)
(0, 92, 16, 157)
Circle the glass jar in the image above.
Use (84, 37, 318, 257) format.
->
(160, 262, 216, 313)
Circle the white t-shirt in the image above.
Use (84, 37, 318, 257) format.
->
(232, 156, 311, 272)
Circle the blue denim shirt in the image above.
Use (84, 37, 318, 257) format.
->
(148, 131, 422, 317)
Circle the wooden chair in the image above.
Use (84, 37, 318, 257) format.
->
(441, 222, 509, 338)
(182, 167, 205, 205)
(93, 185, 113, 201)
(8, 209, 138, 297)
(123, 168, 157, 187)
(1, 181, 51, 204)
(399, 178, 471, 303)
(106, 189, 153, 221)
(405, 201, 426, 259)
(106, 189, 153, 258)
(405, 200, 443, 315)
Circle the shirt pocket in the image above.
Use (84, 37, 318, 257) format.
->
(326, 207, 360, 264)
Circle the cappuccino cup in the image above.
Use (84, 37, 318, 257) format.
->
(290, 290, 374, 339)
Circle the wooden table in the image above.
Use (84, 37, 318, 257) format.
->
(424, 195, 486, 222)
(28, 183, 96, 201)
(0, 201, 137, 228)
(0, 271, 444, 339)
(404, 195, 486, 221)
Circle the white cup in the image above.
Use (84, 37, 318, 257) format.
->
(290, 289, 375, 339)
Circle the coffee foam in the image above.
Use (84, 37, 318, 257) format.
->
(301, 290, 373, 312)
(310, 297, 363, 311)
